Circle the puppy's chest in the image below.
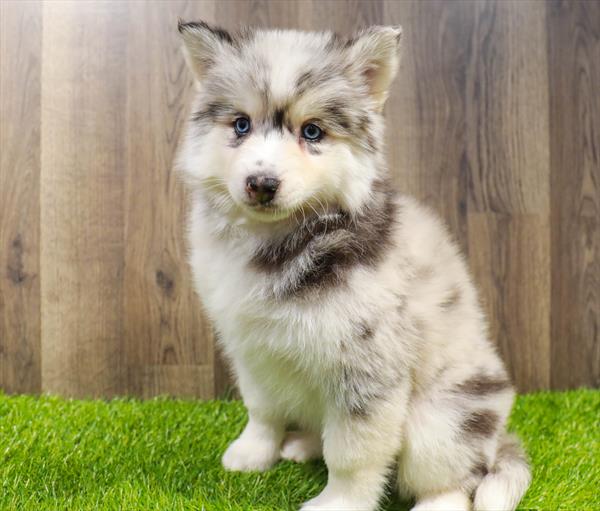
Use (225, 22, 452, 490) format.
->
(225, 283, 354, 364)
(190, 221, 405, 378)
(193, 235, 362, 355)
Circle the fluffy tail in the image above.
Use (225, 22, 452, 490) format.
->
(473, 433, 531, 511)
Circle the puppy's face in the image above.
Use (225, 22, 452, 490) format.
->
(177, 22, 401, 223)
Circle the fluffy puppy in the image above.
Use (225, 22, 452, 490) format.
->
(176, 20, 531, 511)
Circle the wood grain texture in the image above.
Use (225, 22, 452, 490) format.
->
(308, 0, 384, 32)
(466, 0, 550, 215)
(40, 1, 128, 397)
(0, 0, 598, 396)
(468, 214, 551, 390)
(0, 0, 42, 394)
(124, 0, 215, 399)
(385, 0, 474, 253)
(465, 0, 552, 392)
(138, 365, 213, 399)
(215, 0, 301, 29)
(547, 0, 600, 389)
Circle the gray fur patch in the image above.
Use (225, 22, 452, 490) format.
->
(464, 456, 490, 499)
(178, 20, 238, 70)
(294, 65, 342, 98)
(338, 351, 400, 419)
(333, 320, 403, 418)
(461, 410, 499, 438)
(251, 180, 397, 298)
(271, 107, 286, 134)
(493, 434, 529, 473)
(440, 285, 462, 309)
(191, 101, 236, 127)
(454, 373, 513, 396)
(295, 70, 317, 96)
(471, 458, 489, 478)
(323, 99, 352, 131)
(320, 101, 377, 152)
(340, 364, 383, 418)
(357, 321, 374, 341)
(178, 20, 233, 44)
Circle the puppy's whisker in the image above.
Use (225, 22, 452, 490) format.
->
(307, 202, 320, 220)
(315, 197, 328, 217)
(313, 197, 331, 235)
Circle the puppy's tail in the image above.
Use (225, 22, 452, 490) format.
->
(473, 433, 531, 511)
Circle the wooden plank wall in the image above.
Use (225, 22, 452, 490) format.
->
(0, 0, 42, 394)
(0, 0, 598, 397)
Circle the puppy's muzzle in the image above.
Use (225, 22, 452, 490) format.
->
(245, 175, 280, 206)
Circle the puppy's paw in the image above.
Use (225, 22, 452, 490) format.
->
(222, 436, 280, 472)
(411, 490, 471, 511)
(281, 431, 322, 463)
(300, 493, 372, 511)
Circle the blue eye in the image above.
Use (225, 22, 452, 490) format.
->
(302, 123, 323, 141)
(234, 117, 251, 135)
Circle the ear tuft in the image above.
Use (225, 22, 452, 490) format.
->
(346, 25, 403, 111)
(178, 19, 235, 80)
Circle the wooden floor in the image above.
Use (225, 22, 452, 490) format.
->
(1, 0, 598, 397)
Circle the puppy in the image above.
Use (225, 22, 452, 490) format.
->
(176, 20, 531, 511)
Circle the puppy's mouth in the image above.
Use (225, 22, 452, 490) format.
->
(241, 201, 294, 222)
(248, 203, 277, 213)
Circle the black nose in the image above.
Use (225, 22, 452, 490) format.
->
(245, 175, 280, 205)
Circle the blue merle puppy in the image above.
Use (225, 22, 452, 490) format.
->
(176, 20, 531, 511)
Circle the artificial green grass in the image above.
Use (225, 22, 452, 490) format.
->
(0, 390, 598, 510)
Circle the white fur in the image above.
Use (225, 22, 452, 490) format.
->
(222, 414, 283, 471)
(411, 490, 471, 511)
(281, 431, 323, 462)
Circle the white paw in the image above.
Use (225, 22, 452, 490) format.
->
(222, 436, 280, 472)
(281, 431, 322, 463)
(411, 490, 471, 511)
(300, 493, 372, 511)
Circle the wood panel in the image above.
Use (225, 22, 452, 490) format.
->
(465, 0, 551, 391)
(215, 0, 301, 28)
(40, 1, 129, 397)
(124, 0, 215, 398)
(0, 0, 598, 396)
(308, 0, 384, 32)
(468, 214, 551, 389)
(0, 0, 42, 394)
(547, 0, 600, 389)
(384, 0, 474, 252)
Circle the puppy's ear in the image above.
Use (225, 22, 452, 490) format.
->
(346, 26, 403, 111)
(178, 20, 235, 80)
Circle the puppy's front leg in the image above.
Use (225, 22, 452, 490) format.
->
(301, 388, 408, 511)
(222, 362, 285, 472)
(222, 410, 284, 472)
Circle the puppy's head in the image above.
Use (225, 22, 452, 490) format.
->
(177, 21, 402, 224)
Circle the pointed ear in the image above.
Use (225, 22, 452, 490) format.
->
(178, 20, 235, 81)
(346, 26, 403, 111)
